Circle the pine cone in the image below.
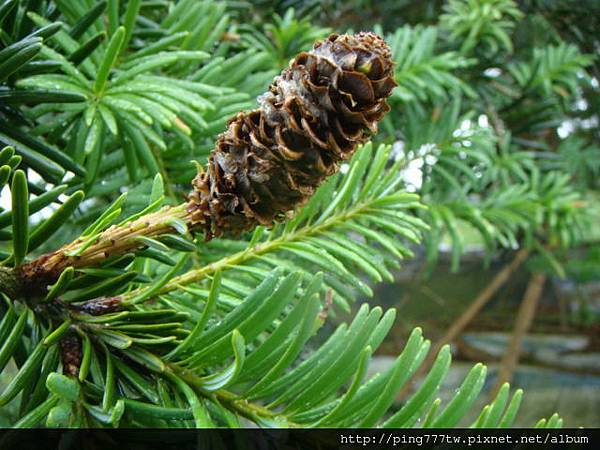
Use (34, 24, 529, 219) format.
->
(188, 32, 396, 238)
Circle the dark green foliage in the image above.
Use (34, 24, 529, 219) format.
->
(1, 0, 596, 429)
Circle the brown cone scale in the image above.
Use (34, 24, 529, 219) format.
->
(193, 32, 395, 238)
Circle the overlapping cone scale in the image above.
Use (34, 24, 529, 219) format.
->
(189, 32, 397, 238)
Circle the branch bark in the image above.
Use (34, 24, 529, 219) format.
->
(490, 272, 546, 398)
(398, 248, 530, 399)
(10, 204, 191, 298)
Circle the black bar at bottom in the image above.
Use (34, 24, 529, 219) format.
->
(0, 428, 596, 450)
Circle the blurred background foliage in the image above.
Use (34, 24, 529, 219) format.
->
(0, 0, 598, 428)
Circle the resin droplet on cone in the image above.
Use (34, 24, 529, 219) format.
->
(189, 32, 397, 239)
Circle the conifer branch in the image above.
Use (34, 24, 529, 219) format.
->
(6, 32, 397, 300)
